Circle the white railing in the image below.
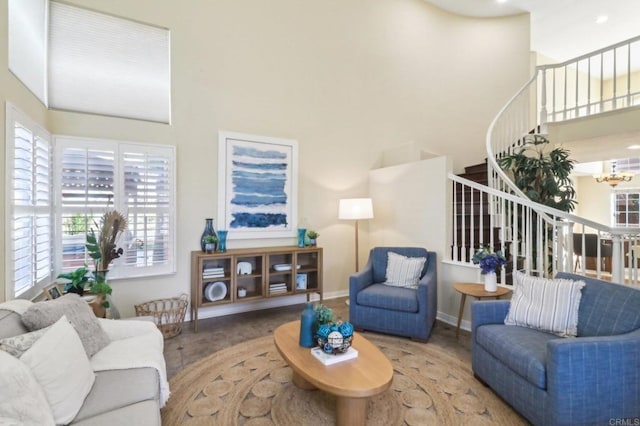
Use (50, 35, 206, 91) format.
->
(454, 35, 640, 286)
(451, 174, 640, 286)
(539, 35, 640, 124)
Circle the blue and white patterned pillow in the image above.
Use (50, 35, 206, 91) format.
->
(505, 271, 585, 337)
(384, 251, 427, 289)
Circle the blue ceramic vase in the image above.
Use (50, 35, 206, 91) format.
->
(299, 303, 315, 347)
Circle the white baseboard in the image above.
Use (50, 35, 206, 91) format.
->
(437, 311, 469, 332)
(184, 290, 349, 322)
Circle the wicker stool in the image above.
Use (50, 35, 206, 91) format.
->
(134, 294, 189, 339)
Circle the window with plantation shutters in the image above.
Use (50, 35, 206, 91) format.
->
(121, 147, 174, 273)
(55, 137, 176, 279)
(5, 103, 53, 299)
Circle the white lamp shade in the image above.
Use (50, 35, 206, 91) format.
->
(339, 198, 374, 220)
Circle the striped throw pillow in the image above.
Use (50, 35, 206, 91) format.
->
(505, 271, 585, 337)
(384, 251, 427, 289)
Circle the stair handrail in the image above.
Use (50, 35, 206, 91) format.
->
(451, 173, 640, 283)
(485, 70, 539, 198)
(481, 35, 640, 284)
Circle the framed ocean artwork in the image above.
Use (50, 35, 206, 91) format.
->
(218, 131, 298, 239)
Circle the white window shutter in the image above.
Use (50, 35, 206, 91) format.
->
(6, 105, 52, 299)
(121, 146, 175, 273)
(55, 137, 176, 278)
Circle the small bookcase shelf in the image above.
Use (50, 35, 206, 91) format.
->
(190, 246, 323, 332)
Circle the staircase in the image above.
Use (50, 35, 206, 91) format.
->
(451, 34, 640, 286)
(453, 160, 517, 284)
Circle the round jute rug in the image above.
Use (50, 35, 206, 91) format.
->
(161, 333, 526, 425)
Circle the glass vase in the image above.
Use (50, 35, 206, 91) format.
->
(217, 230, 228, 252)
(200, 218, 218, 252)
(297, 228, 307, 248)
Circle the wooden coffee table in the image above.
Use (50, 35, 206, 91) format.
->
(273, 321, 393, 426)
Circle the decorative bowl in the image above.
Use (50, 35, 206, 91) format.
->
(315, 320, 354, 354)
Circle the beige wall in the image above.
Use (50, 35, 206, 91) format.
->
(0, 0, 531, 315)
(368, 155, 452, 316)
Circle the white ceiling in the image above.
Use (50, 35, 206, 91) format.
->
(424, 0, 640, 63)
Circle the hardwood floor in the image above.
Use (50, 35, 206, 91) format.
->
(163, 297, 472, 379)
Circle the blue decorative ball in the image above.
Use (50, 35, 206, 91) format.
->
(323, 343, 333, 354)
(316, 324, 331, 340)
(331, 324, 339, 332)
(340, 322, 354, 338)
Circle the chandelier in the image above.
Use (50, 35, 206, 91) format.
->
(594, 161, 634, 187)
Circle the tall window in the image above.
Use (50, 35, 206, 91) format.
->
(54, 137, 176, 279)
(613, 190, 640, 227)
(5, 104, 52, 299)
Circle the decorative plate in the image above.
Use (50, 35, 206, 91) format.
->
(205, 281, 227, 302)
(273, 264, 301, 272)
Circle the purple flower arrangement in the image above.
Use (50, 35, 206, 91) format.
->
(472, 245, 507, 274)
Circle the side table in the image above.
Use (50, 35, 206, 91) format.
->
(453, 282, 511, 338)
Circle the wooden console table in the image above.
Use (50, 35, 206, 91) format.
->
(190, 246, 323, 332)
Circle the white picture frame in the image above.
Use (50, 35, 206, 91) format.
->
(296, 273, 308, 290)
(218, 131, 298, 240)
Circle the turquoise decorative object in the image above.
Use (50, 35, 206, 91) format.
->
(297, 228, 307, 248)
(339, 322, 354, 338)
(217, 230, 228, 252)
(316, 324, 331, 340)
(315, 320, 354, 354)
(299, 303, 315, 347)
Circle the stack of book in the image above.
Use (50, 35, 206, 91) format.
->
(269, 282, 287, 294)
(203, 267, 224, 279)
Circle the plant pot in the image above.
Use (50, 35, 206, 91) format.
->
(90, 296, 107, 318)
(205, 243, 215, 254)
(66, 285, 84, 296)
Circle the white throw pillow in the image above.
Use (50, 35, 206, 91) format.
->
(384, 251, 427, 289)
(22, 294, 110, 358)
(505, 271, 585, 337)
(0, 351, 55, 426)
(20, 316, 95, 425)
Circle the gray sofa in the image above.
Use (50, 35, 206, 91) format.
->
(0, 300, 167, 425)
(472, 272, 640, 425)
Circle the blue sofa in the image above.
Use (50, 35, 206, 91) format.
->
(349, 247, 437, 341)
(472, 272, 640, 425)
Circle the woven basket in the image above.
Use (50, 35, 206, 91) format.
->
(135, 294, 189, 339)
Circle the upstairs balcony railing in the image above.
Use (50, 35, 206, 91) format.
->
(451, 35, 640, 286)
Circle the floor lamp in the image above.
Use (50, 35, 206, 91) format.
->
(339, 198, 374, 272)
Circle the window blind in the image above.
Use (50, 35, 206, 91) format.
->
(6, 105, 53, 298)
(48, 1, 171, 123)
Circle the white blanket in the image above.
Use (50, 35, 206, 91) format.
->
(92, 319, 170, 407)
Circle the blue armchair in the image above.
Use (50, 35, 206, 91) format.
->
(349, 247, 437, 341)
(471, 272, 640, 425)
